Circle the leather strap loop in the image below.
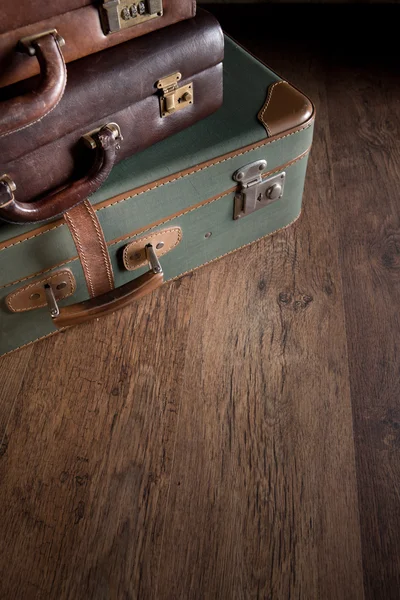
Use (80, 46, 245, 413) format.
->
(64, 200, 115, 298)
(0, 32, 67, 138)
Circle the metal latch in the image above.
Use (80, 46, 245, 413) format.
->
(82, 123, 123, 149)
(233, 160, 286, 220)
(100, 0, 163, 35)
(156, 73, 193, 118)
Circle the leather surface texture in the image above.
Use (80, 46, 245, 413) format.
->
(258, 80, 314, 137)
(123, 227, 182, 271)
(0, 11, 224, 211)
(64, 200, 115, 298)
(6, 269, 76, 313)
(0, 0, 196, 87)
(0, 33, 67, 138)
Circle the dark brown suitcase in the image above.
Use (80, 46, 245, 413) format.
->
(0, 10, 224, 224)
(0, 1, 195, 136)
(0, 0, 196, 87)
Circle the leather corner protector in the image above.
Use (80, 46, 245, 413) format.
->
(258, 80, 314, 137)
(123, 227, 182, 271)
(6, 269, 76, 313)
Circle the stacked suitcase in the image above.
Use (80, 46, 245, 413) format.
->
(0, 2, 315, 357)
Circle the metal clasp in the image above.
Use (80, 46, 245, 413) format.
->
(0, 174, 16, 208)
(156, 72, 193, 118)
(82, 123, 123, 150)
(18, 30, 65, 56)
(233, 160, 286, 220)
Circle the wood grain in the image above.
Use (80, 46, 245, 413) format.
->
(155, 52, 363, 599)
(326, 44, 400, 600)
(0, 280, 195, 599)
(1, 4, 398, 598)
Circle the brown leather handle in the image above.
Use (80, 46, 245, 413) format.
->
(0, 31, 67, 138)
(50, 270, 164, 328)
(0, 125, 121, 224)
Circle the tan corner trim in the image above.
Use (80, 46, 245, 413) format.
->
(0, 148, 311, 291)
(0, 118, 314, 254)
(258, 81, 314, 137)
(123, 227, 182, 271)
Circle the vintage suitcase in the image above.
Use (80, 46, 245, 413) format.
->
(0, 1, 196, 135)
(0, 35, 315, 358)
(0, 10, 224, 220)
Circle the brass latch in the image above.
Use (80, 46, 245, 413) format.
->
(100, 0, 163, 35)
(156, 73, 193, 118)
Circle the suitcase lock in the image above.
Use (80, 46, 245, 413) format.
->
(101, 0, 163, 35)
(156, 73, 193, 118)
(233, 160, 286, 220)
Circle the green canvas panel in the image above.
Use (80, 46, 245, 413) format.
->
(0, 36, 315, 357)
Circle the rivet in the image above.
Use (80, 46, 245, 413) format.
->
(121, 7, 131, 20)
(156, 241, 164, 250)
(204, 232, 212, 238)
(30, 292, 41, 301)
(236, 172, 244, 180)
(130, 4, 138, 17)
(56, 282, 67, 290)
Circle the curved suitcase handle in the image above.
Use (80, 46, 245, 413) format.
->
(0, 124, 121, 223)
(0, 30, 66, 138)
(46, 245, 164, 328)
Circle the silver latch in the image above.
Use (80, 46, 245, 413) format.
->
(233, 160, 285, 220)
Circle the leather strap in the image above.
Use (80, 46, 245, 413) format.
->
(64, 200, 114, 298)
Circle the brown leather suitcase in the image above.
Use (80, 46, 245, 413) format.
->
(0, 10, 224, 224)
(0, 0, 195, 136)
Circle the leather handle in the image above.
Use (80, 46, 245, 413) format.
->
(0, 125, 121, 224)
(0, 31, 67, 138)
(50, 270, 164, 329)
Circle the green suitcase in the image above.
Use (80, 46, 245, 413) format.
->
(0, 36, 315, 358)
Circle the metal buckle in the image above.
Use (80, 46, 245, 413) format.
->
(233, 160, 286, 220)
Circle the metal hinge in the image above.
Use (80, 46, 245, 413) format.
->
(156, 72, 193, 118)
(233, 160, 286, 220)
(100, 0, 163, 35)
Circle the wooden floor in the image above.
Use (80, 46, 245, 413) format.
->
(1, 5, 399, 599)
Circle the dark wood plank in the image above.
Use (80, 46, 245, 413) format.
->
(0, 280, 194, 599)
(156, 42, 364, 599)
(0, 345, 33, 443)
(326, 35, 400, 600)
